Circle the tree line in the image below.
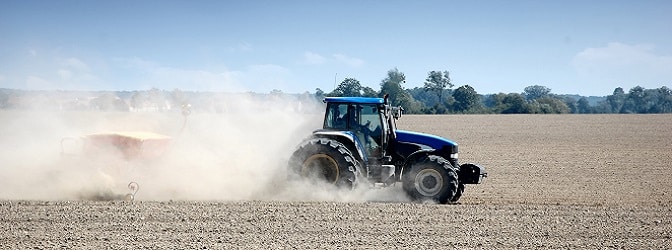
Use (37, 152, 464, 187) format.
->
(1, 67, 670, 114)
(320, 68, 672, 114)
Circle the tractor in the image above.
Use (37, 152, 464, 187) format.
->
(288, 95, 487, 203)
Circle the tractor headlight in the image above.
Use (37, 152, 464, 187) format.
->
(450, 153, 458, 159)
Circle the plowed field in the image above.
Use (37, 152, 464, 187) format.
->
(2, 113, 671, 249)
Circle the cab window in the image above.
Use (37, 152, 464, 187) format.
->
(324, 103, 349, 130)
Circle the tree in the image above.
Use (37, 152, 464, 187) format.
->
(531, 97, 570, 114)
(408, 87, 435, 106)
(148, 88, 167, 111)
(330, 78, 362, 97)
(361, 86, 378, 97)
(577, 97, 592, 113)
(379, 68, 407, 104)
(620, 86, 645, 113)
(452, 85, 480, 113)
(270, 89, 284, 96)
(592, 101, 612, 114)
(130, 91, 147, 111)
(523, 85, 552, 101)
(90, 92, 129, 111)
(601, 85, 672, 113)
(0, 89, 9, 109)
(379, 68, 420, 113)
(314, 88, 325, 100)
(169, 88, 187, 111)
(656, 86, 672, 113)
(607, 87, 626, 113)
(483, 93, 506, 113)
(423, 70, 453, 105)
(408, 87, 442, 114)
(501, 93, 529, 114)
(563, 97, 578, 114)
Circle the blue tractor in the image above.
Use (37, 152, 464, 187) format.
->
(288, 95, 487, 203)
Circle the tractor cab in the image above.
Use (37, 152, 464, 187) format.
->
(322, 97, 392, 160)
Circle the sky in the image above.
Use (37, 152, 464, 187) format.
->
(1, 0, 671, 96)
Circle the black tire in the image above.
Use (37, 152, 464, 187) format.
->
(288, 138, 359, 188)
(402, 155, 459, 204)
(451, 183, 465, 203)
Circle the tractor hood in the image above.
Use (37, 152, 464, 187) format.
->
(395, 130, 458, 154)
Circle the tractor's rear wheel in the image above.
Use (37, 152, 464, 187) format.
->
(288, 138, 359, 188)
(402, 155, 459, 204)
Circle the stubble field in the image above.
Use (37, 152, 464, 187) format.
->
(2, 112, 671, 249)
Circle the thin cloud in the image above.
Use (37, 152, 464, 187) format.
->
(2, 49, 105, 90)
(56, 57, 94, 83)
(60, 57, 90, 72)
(333, 53, 364, 68)
(57, 69, 72, 79)
(25, 76, 51, 89)
(303, 51, 326, 65)
(240, 64, 293, 91)
(116, 57, 159, 69)
(115, 57, 243, 91)
(571, 42, 672, 87)
(113, 58, 294, 92)
(227, 42, 253, 53)
(302, 52, 364, 68)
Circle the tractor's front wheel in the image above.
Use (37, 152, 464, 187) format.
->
(402, 155, 459, 204)
(288, 138, 359, 188)
(451, 183, 465, 203)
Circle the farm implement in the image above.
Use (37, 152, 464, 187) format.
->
(59, 104, 191, 201)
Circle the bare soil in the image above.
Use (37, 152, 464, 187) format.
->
(2, 114, 671, 249)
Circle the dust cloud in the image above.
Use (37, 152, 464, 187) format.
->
(0, 93, 409, 203)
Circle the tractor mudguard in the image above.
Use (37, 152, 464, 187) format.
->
(399, 149, 436, 180)
(402, 149, 435, 168)
(312, 130, 369, 163)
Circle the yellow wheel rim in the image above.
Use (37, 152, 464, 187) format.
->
(302, 154, 340, 184)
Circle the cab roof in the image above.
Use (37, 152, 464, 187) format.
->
(323, 97, 384, 104)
